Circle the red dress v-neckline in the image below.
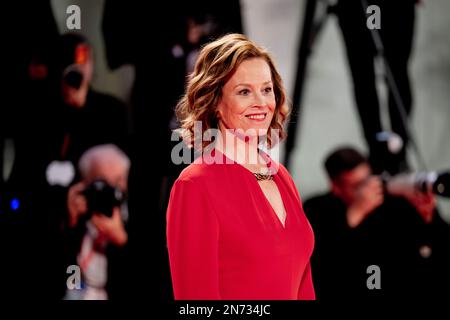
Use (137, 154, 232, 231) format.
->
(235, 162, 288, 230)
(215, 149, 288, 230)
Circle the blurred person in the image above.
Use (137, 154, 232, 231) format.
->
(47, 32, 129, 158)
(63, 144, 129, 300)
(36, 32, 129, 211)
(20, 32, 130, 299)
(334, 0, 418, 174)
(304, 147, 450, 300)
(167, 34, 315, 300)
(26, 32, 129, 197)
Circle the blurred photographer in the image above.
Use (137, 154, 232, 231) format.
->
(64, 144, 129, 300)
(24, 33, 131, 299)
(304, 146, 450, 300)
(42, 33, 129, 188)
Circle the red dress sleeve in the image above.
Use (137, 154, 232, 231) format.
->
(297, 261, 315, 300)
(166, 178, 221, 299)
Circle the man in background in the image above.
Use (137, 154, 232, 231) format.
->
(304, 146, 450, 300)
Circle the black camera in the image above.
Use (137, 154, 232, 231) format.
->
(82, 179, 126, 218)
(62, 66, 83, 89)
(383, 171, 450, 198)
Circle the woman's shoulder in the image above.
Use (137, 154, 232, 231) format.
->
(177, 152, 233, 184)
(177, 162, 212, 183)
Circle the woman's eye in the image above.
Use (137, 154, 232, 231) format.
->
(239, 89, 250, 96)
(264, 87, 273, 94)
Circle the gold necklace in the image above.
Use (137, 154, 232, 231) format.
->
(253, 172, 274, 181)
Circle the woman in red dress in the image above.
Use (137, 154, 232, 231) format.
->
(167, 34, 315, 300)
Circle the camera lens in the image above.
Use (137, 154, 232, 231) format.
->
(83, 179, 125, 217)
(433, 172, 450, 197)
(63, 69, 83, 89)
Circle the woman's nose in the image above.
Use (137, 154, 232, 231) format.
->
(253, 91, 266, 107)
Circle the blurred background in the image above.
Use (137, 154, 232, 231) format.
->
(1, 0, 449, 300)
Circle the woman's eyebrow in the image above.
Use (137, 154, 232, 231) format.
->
(233, 81, 272, 89)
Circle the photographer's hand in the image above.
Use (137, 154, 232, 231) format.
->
(67, 182, 88, 227)
(347, 176, 384, 228)
(91, 207, 128, 247)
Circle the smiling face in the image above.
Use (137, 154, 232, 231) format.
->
(217, 58, 276, 136)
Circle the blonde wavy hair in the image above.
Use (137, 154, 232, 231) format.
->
(175, 33, 290, 149)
